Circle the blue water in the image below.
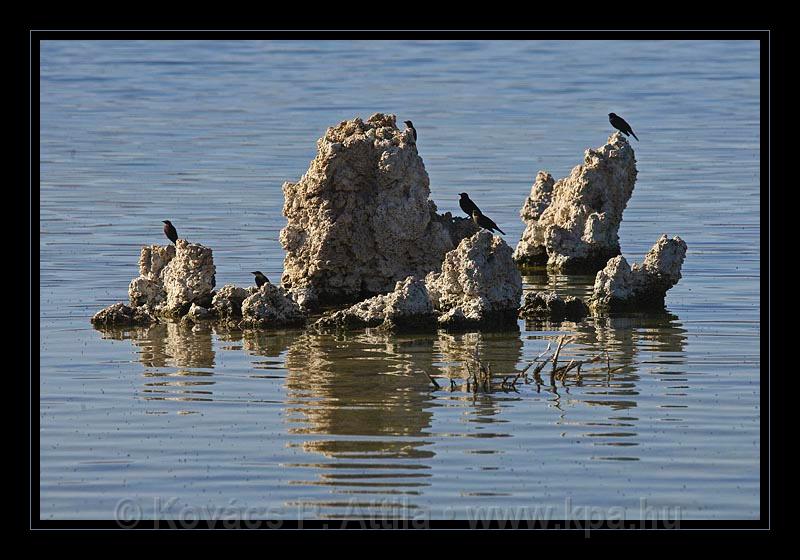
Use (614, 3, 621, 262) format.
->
(39, 40, 760, 521)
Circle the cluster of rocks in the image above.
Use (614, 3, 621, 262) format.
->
(516, 234, 687, 319)
(314, 230, 523, 330)
(92, 240, 307, 329)
(92, 114, 687, 333)
(513, 132, 637, 272)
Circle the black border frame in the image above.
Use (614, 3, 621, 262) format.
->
(26, 27, 780, 537)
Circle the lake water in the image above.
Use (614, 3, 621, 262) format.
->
(39, 40, 761, 521)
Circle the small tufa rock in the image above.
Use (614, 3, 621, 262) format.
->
(95, 241, 217, 326)
(518, 291, 589, 322)
(426, 230, 523, 327)
(161, 239, 216, 316)
(212, 284, 254, 320)
(240, 283, 307, 328)
(514, 133, 637, 272)
(313, 276, 436, 330)
(128, 244, 176, 307)
(184, 303, 214, 323)
(91, 302, 157, 326)
(589, 235, 687, 313)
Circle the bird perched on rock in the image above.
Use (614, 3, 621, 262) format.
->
(162, 220, 178, 245)
(459, 193, 482, 218)
(472, 210, 505, 235)
(608, 113, 639, 141)
(403, 120, 417, 141)
(251, 271, 270, 288)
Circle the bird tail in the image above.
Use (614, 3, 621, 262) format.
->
(497, 227, 506, 235)
(631, 131, 639, 141)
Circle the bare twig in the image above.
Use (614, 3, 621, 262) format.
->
(551, 335, 567, 374)
(420, 370, 440, 390)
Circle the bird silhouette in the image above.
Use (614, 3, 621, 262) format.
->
(403, 120, 417, 141)
(162, 220, 178, 245)
(251, 271, 270, 288)
(459, 193, 482, 218)
(608, 113, 639, 141)
(472, 210, 505, 235)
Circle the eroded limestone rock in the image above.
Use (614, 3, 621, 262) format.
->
(314, 276, 436, 330)
(514, 133, 637, 271)
(519, 171, 555, 223)
(312, 231, 522, 330)
(183, 303, 214, 323)
(91, 302, 157, 326)
(518, 291, 589, 322)
(211, 284, 254, 322)
(279, 113, 478, 309)
(161, 239, 216, 316)
(240, 283, 307, 328)
(128, 244, 175, 307)
(426, 230, 522, 327)
(589, 235, 687, 313)
(94, 240, 216, 326)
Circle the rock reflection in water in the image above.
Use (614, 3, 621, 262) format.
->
(280, 331, 438, 513)
(95, 322, 217, 406)
(91, 303, 691, 510)
(96, 321, 216, 369)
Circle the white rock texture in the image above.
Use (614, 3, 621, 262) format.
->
(313, 231, 523, 330)
(426, 230, 523, 327)
(240, 283, 308, 328)
(161, 239, 216, 315)
(313, 276, 436, 330)
(279, 113, 478, 309)
(514, 133, 637, 271)
(589, 235, 687, 312)
(96, 241, 216, 325)
(128, 244, 175, 307)
(211, 284, 254, 322)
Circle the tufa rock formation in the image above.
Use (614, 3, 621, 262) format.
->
(518, 291, 589, 322)
(514, 132, 637, 272)
(126, 240, 216, 317)
(313, 276, 436, 330)
(279, 113, 478, 309)
(313, 231, 523, 331)
(211, 284, 254, 324)
(94, 240, 309, 329)
(91, 302, 157, 327)
(426, 230, 523, 327)
(128, 244, 175, 307)
(589, 235, 687, 313)
(161, 240, 216, 316)
(240, 283, 308, 329)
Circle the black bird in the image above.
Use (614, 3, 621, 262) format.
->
(472, 210, 505, 235)
(162, 220, 178, 245)
(608, 113, 639, 141)
(459, 193, 482, 218)
(251, 271, 270, 288)
(403, 120, 417, 141)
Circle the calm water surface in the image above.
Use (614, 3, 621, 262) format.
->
(39, 40, 760, 520)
